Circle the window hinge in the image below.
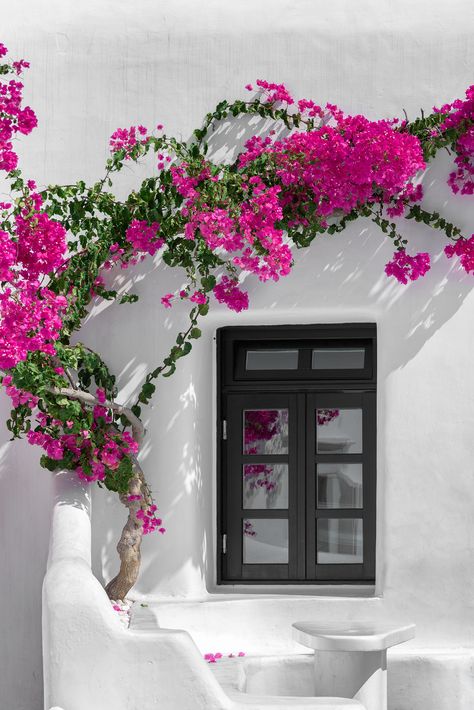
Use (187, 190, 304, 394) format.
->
(222, 419, 227, 440)
(222, 534, 227, 554)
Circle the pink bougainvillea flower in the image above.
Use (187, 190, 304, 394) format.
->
(126, 219, 163, 256)
(190, 290, 206, 305)
(161, 293, 174, 308)
(384, 249, 430, 284)
(444, 235, 474, 273)
(213, 276, 249, 312)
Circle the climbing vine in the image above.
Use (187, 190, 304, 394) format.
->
(0, 46, 472, 598)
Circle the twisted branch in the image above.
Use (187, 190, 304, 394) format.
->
(49, 386, 145, 445)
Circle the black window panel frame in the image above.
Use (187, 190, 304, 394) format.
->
(306, 392, 376, 582)
(223, 393, 301, 582)
(221, 324, 376, 387)
(217, 324, 377, 586)
(235, 338, 373, 382)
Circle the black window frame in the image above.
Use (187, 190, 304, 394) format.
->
(217, 323, 377, 585)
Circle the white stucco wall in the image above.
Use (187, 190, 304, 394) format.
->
(2, 1, 474, 708)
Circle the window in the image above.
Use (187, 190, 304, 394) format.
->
(217, 324, 376, 584)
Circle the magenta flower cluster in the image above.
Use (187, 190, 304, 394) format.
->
(109, 125, 148, 158)
(444, 234, 474, 274)
(435, 85, 474, 196)
(240, 112, 425, 222)
(384, 249, 431, 285)
(2, 375, 38, 409)
(0, 284, 67, 370)
(213, 276, 249, 312)
(0, 47, 37, 172)
(25, 407, 140, 482)
(15, 192, 67, 279)
(0, 49, 68, 371)
(125, 219, 164, 256)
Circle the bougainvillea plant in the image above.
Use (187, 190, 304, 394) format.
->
(0, 46, 472, 599)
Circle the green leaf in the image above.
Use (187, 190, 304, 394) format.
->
(201, 275, 216, 291)
(143, 382, 155, 396)
(119, 293, 139, 304)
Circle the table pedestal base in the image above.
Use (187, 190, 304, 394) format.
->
(314, 649, 387, 710)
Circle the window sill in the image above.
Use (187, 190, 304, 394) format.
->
(209, 584, 378, 599)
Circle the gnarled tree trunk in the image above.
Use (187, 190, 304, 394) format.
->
(105, 459, 151, 600)
(52, 386, 149, 600)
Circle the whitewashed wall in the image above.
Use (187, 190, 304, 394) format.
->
(2, 1, 474, 708)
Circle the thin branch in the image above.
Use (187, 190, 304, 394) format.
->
(51, 356, 77, 390)
(49, 386, 145, 445)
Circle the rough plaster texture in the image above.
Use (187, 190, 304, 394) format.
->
(1, 1, 474, 708)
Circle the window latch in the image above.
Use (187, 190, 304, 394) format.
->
(222, 420, 227, 440)
(222, 534, 227, 554)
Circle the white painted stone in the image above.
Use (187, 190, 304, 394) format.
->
(43, 472, 367, 709)
(291, 622, 415, 710)
(291, 622, 416, 652)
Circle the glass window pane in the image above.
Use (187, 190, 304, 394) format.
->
(317, 464, 363, 509)
(317, 518, 363, 564)
(244, 409, 289, 455)
(316, 408, 362, 453)
(243, 464, 288, 509)
(246, 349, 298, 370)
(312, 348, 365, 369)
(243, 518, 288, 564)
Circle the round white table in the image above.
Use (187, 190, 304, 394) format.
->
(292, 621, 415, 710)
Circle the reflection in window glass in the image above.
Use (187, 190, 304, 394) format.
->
(243, 409, 289, 455)
(317, 518, 363, 564)
(246, 350, 298, 370)
(243, 463, 288, 509)
(312, 348, 365, 369)
(317, 464, 363, 509)
(316, 408, 362, 453)
(243, 518, 288, 564)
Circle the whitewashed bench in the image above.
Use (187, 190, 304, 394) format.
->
(43, 473, 474, 710)
(43, 473, 363, 710)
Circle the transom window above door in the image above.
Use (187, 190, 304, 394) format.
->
(217, 324, 376, 585)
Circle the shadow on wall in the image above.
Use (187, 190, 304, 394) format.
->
(87, 115, 473, 596)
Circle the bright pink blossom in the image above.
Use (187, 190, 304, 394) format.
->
(444, 235, 474, 274)
(434, 86, 474, 195)
(161, 293, 174, 308)
(15, 197, 67, 278)
(384, 249, 431, 284)
(256, 79, 294, 105)
(109, 125, 148, 158)
(213, 276, 249, 312)
(125, 219, 164, 256)
(190, 290, 206, 305)
(0, 285, 67, 369)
